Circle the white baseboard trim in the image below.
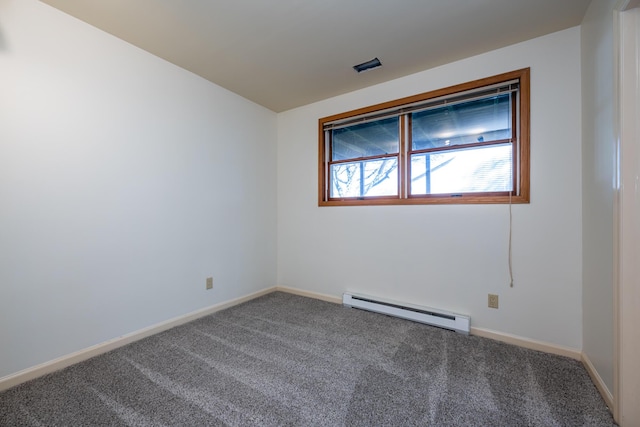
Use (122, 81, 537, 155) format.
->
(274, 287, 584, 361)
(470, 327, 582, 360)
(275, 286, 342, 304)
(470, 328, 614, 409)
(1, 285, 602, 408)
(0, 287, 276, 392)
(582, 352, 614, 412)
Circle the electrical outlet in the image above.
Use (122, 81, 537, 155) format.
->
(488, 294, 499, 309)
(206, 277, 213, 290)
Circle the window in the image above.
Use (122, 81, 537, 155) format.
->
(318, 68, 530, 206)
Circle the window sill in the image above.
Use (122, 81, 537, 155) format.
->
(318, 194, 530, 206)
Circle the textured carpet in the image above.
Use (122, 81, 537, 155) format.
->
(0, 292, 615, 426)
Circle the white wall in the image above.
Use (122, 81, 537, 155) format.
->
(278, 28, 583, 349)
(0, 0, 277, 378)
(580, 0, 616, 394)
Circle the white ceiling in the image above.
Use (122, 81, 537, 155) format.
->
(40, 0, 591, 112)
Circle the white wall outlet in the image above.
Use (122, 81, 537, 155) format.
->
(206, 277, 213, 290)
(488, 294, 499, 309)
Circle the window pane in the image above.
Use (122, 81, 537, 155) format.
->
(412, 94, 511, 151)
(410, 144, 512, 195)
(332, 118, 398, 161)
(331, 158, 398, 197)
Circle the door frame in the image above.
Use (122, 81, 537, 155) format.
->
(613, 1, 640, 424)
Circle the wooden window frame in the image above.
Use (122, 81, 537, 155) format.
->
(318, 68, 530, 206)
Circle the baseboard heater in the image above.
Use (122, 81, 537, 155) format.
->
(343, 292, 470, 334)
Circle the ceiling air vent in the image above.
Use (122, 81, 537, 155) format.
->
(353, 57, 382, 73)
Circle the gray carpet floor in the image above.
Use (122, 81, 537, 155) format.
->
(0, 292, 616, 426)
